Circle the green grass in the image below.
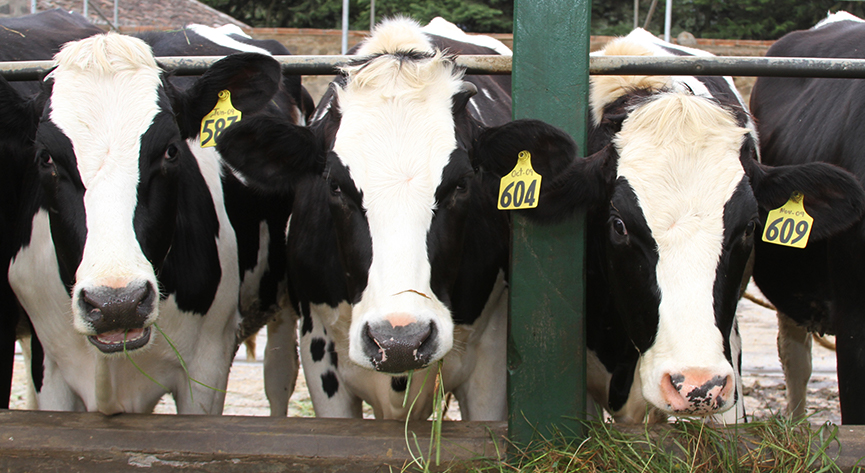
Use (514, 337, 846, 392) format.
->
(455, 415, 862, 473)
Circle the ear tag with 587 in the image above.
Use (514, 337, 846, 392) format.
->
(200, 90, 241, 148)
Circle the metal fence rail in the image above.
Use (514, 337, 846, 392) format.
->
(6, 55, 865, 79)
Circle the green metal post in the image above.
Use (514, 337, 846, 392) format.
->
(508, 0, 591, 445)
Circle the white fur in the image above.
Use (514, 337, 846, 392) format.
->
(815, 10, 864, 29)
(333, 19, 463, 370)
(187, 24, 271, 56)
(421, 16, 513, 56)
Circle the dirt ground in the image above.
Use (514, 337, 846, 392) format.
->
(8, 280, 841, 425)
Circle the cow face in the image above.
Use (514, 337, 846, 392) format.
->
(217, 23, 579, 376)
(604, 93, 754, 416)
(323, 50, 477, 373)
(3, 33, 281, 355)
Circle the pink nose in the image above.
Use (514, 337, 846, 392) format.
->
(660, 369, 733, 416)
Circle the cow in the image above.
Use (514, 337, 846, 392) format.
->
(137, 24, 313, 416)
(486, 28, 864, 423)
(216, 17, 536, 421)
(749, 11, 865, 424)
(2, 32, 288, 414)
(0, 9, 103, 409)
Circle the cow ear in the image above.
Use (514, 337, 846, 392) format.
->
(216, 115, 320, 195)
(472, 119, 615, 222)
(746, 158, 865, 241)
(0, 76, 42, 148)
(174, 52, 282, 137)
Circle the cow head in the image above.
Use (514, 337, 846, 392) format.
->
(0, 33, 281, 355)
(217, 19, 576, 374)
(478, 65, 864, 417)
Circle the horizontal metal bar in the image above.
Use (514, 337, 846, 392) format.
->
(0, 55, 513, 80)
(6, 55, 865, 80)
(590, 55, 865, 78)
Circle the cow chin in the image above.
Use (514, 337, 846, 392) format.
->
(72, 278, 160, 355)
(347, 306, 454, 374)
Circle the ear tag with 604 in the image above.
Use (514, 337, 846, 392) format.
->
(200, 90, 241, 148)
(498, 150, 542, 210)
(761, 191, 813, 249)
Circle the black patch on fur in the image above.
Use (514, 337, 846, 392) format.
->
(321, 370, 339, 398)
(328, 340, 338, 368)
(310, 337, 326, 362)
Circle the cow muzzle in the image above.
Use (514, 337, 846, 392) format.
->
(77, 280, 157, 354)
(361, 313, 438, 373)
(659, 369, 734, 416)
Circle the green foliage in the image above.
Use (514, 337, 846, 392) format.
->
(592, 0, 865, 41)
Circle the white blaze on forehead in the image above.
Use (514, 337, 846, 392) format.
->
(334, 19, 461, 363)
(49, 33, 163, 284)
(615, 93, 748, 385)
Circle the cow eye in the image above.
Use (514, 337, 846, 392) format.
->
(744, 220, 756, 238)
(36, 148, 54, 168)
(455, 176, 470, 193)
(164, 144, 179, 162)
(329, 179, 341, 197)
(612, 217, 627, 236)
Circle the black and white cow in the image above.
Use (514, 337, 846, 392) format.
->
(0, 9, 103, 409)
(2, 31, 287, 414)
(488, 29, 864, 423)
(137, 24, 312, 416)
(217, 17, 532, 421)
(749, 11, 865, 424)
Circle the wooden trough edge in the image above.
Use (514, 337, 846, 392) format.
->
(4, 410, 865, 472)
(0, 410, 508, 472)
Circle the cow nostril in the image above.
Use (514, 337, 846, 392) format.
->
(415, 321, 436, 359)
(79, 289, 102, 324)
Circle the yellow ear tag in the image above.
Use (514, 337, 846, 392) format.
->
(498, 150, 542, 210)
(200, 90, 242, 148)
(761, 191, 813, 249)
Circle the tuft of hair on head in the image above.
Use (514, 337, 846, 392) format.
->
(617, 92, 749, 151)
(356, 16, 433, 57)
(590, 37, 671, 125)
(340, 16, 460, 98)
(53, 32, 158, 75)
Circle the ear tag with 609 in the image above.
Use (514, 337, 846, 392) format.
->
(761, 191, 813, 249)
(200, 90, 241, 148)
(498, 150, 542, 210)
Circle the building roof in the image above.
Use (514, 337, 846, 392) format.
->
(36, 0, 248, 29)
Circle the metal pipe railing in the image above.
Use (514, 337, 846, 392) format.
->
(5, 55, 865, 80)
